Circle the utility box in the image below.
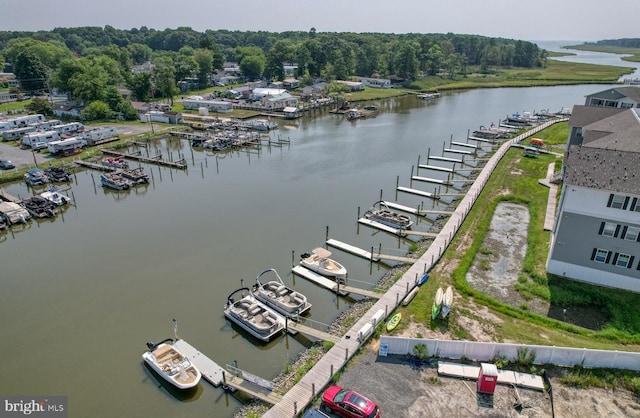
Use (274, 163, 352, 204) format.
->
(477, 363, 498, 394)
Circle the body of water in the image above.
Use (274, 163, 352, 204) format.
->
(0, 83, 615, 417)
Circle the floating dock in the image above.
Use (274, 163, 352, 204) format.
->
(292, 265, 348, 295)
(0, 189, 22, 204)
(428, 155, 464, 163)
(173, 339, 225, 387)
(102, 149, 187, 170)
(450, 141, 478, 149)
(444, 148, 473, 155)
(326, 238, 379, 261)
(396, 186, 436, 198)
(411, 176, 451, 186)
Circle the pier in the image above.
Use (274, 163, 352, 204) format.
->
(102, 149, 187, 169)
(0, 189, 22, 203)
(173, 339, 226, 386)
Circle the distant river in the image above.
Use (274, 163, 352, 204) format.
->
(0, 83, 616, 417)
(535, 40, 640, 81)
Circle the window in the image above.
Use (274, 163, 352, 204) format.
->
(594, 249, 609, 263)
(615, 253, 632, 268)
(608, 194, 626, 209)
(601, 222, 617, 237)
(624, 226, 640, 241)
(621, 102, 633, 109)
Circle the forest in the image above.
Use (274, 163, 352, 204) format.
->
(0, 26, 546, 120)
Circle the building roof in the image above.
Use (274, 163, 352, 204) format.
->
(569, 105, 624, 128)
(564, 108, 640, 193)
(585, 86, 640, 103)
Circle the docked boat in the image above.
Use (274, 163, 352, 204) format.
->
(118, 167, 150, 185)
(346, 105, 378, 121)
(22, 196, 57, 218)
(41, 187, 72, 206)
(416, 92, 440, 100)
(224, 287, 286, 342)
(431, 287, 444, 320)
(364, 201, 413, 230)
(24, 168, 50, 186)
(441, 286, 454, 318)
(0, 202, 31, 225)
(253, 268, 311, 319)
(102, 157, 128, 169)
(142, 338, 202, 390)
(300, 247, 347, 280)
(100, 172, 132, 190)
(44, 167, 71, 183)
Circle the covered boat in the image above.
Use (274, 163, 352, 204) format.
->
(23, 196, 57, 218)
(364, 201, 413, 230)
(300, 247, 347, 280)
(118, 167, 150, 185)
(223, 287, 286, 342)
(24, 168, 49, 186)
(0, 202, 31, 225)
(253, 268, 311, 319)
(100, 173, 132, 190)
(142, 338, 201, 390)
(44, 167, 71, 183)
(102, 157, 128, 169)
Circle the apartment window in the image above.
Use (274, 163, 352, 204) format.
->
(600, 222, 617, 237)
(607, 194, 627, 209)
(624, 226, 640, 241)
(621, 102, 633, 109)
(614, 253, 633, 268)
(593, 248, 609, 263)
(631, 198, 640, 212)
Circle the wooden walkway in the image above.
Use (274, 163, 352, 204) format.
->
(262, 118, 567, 418)
(102, 149, 187, 169)
(0, 189, 22, 203)
(326, 239, 379, 261)
(291, 265, 349, 295)
(74, 160, 117, 172)
(286, 322, 341, 343)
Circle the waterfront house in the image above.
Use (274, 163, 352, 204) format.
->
(357, 77, 391, 88)
(547, 105, 640, 292)
(584, 86, 640, 109)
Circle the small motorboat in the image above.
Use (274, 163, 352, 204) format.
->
(22, 196, 57, 218)
(41, 187, 72, 206)
(300, 247, 347, 280)
(224, 287, 286, 342)
(253, 268, 311, 319)
(142, 338, 201, 390)
(431, 287, 444, 320)
(44, 167, 71, 183)
(364, 201, 413, 230)
(118, 167, 150, 185)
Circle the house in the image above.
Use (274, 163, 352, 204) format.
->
(547, 105, 640, 292)
(584, 86, 640, 108)
(261, 92, 298, 110)
(283, 63, 298, 77)
(52, 104, 84, 119)
(0, 91, 18, 103)
(182, 99, 233, 113)
(335, 80, 364, 91)
(357, 77, 391, 89)
(131, 61, 155, 74)
(139, 110, 183, 124)
(283, 78, 300, 89)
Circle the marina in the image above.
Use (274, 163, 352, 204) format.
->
(0, 85, 601, 418)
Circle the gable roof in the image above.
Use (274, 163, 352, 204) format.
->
(586, 86, 640, 103)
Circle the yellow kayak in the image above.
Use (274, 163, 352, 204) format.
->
(386, 312, 402, 332)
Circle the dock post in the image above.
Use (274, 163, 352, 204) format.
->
(330, 364, 333, 377)
(312, 383, 315, 396)
(417, 154, 421, 168)
(325, 226, 329, 244)
(395, 176, 399, 200)
(378, 243, 382, 258)
(294, 402, 297, 415)
(345, 348, 348, 360)
(379, 188, 383, 202)
(370, 247, 374, 266)
(292, 250, 295, 267)
(427, 147, 431, 162)
(357, 206, 360, 219)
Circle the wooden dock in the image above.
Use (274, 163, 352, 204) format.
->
(326, 239, 379, 261)
(428, 155, 463, 163)
(222, 367, 284, 405)
(382, 201, 423, 216)
(286, 321, 341, 343)
(102, 149, 187, 169)
(450, 141, 478, 149)
(173, 339, 225, 387)
(444, 148, 473, 155)
(0, 189, 22, 203)
(74, 160, 117, 172)
(358, 218, 409, 236)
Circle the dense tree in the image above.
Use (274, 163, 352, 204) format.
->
(4, 38, 73, 70)
(127, 43, 152, 65)
(193, 48, 213, 88)
(129, 72, 152, 102)
(13, 50, 49, 92)
(81, 100, 112, 120)
(26, 97, 52, 115)
(265, 40, 295, 81)
(153, 57, 179, 105)
(391, 41, 419, 80)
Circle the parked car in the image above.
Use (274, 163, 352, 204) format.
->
(0, 159, 15, 169)
(321, 385, 381, 418)
(302, 408, 330, 418)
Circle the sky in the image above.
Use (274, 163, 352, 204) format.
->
(3, 0, 639, 42)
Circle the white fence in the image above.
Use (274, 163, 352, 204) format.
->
(379, 336, 640, 371)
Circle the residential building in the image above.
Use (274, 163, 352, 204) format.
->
(182, 99, 233, 113)
(261, 92, 298, 110)
(584, 86, 640, 108)
(335, 80, 364, 91)
(357, 77, 391, 88)
(547, 103, 640, 292)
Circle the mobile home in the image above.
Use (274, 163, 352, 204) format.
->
(22, 130, 60, 149)
(52, 122, 84, 136)
(2, 126, 37, 142)
(47, 137, 87, 155)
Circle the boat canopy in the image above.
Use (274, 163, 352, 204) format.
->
(311, 247, 332, 258)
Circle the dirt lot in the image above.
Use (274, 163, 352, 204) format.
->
(323, 201, 640, 418)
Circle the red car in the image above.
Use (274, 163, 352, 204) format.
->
(321, 385, 381, 418)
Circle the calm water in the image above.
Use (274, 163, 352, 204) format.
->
(0, 84, 612, 417)
(535, 40, 640, 80)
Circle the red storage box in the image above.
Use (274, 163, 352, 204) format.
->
(477, 363, 498, 394)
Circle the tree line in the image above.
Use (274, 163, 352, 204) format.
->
(0, 26, 547, 120)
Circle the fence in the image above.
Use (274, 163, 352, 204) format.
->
(380, 336, 640, 371)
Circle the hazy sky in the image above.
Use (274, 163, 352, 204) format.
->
(4, 0, 638, 42)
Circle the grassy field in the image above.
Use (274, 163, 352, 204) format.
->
(403, 121, 640, 351)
